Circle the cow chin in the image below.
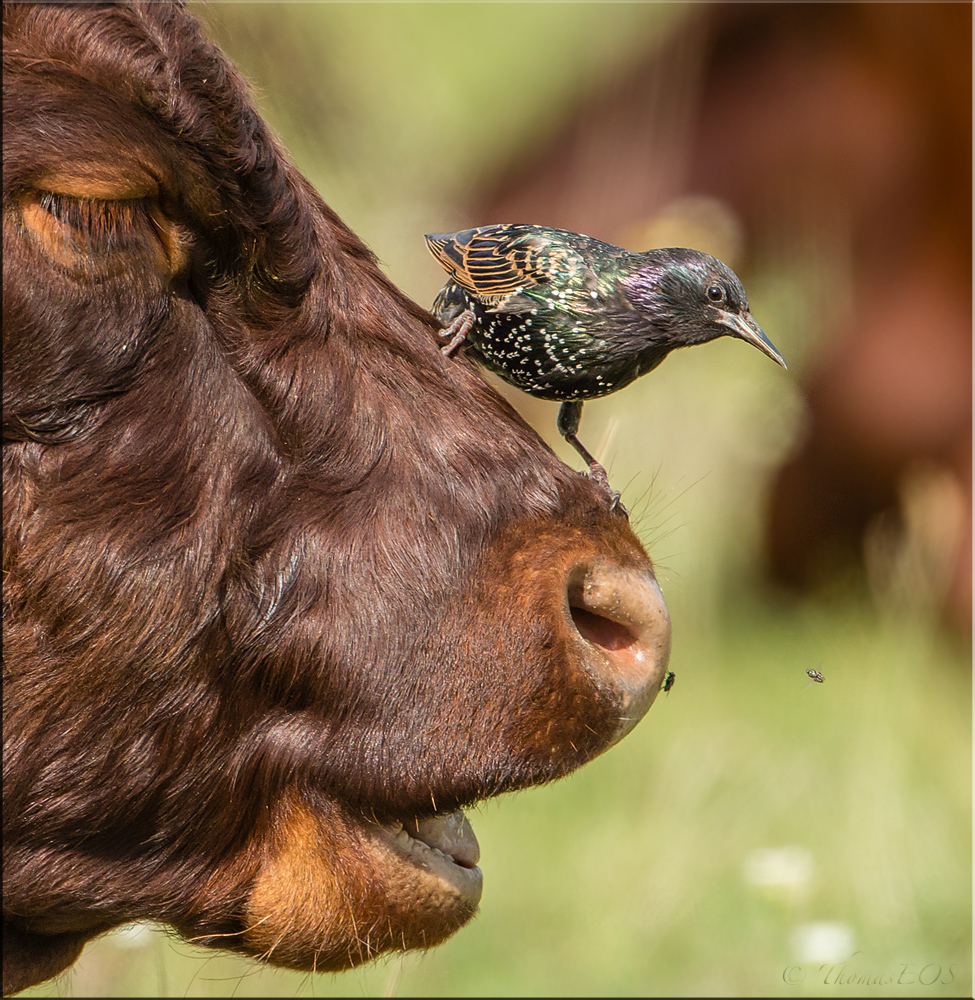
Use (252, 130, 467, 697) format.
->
(238, 792, 481, 971)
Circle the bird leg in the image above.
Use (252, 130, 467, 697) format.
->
(557, 401, 604, 481)
(439, 310, 474, 356)
(557, 401, 625, 514)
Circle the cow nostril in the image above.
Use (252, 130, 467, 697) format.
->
(569, 606, 636, 653)
(566, 561, 672, 742)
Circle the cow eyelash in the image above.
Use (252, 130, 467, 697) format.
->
(38, 191, 151, 250)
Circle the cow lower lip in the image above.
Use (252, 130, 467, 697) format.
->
(375, 810, 483, 904)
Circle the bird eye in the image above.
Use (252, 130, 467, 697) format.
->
(706, 284, 724, 302)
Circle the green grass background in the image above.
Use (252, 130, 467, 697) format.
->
(20, 3, 971, 996)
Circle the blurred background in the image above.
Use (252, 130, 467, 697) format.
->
(24, 2, 970, 996)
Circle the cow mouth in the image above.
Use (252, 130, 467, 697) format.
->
(374, 809, 483, 905)
(356, 562, 668, 912)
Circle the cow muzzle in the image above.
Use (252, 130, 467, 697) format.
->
(566, 559, 672, 743)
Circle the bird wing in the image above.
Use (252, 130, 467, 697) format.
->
(425, 225, 597, 308)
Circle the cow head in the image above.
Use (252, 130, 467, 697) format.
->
(2, 3, 671, 993)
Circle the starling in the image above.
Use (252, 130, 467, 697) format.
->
(425, 224, 786, 503)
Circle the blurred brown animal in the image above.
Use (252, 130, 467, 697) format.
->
(1, 3, 671, 994)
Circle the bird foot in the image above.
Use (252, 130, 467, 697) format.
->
(585, 463, 627, 517)
(439, 310, 474, 356)
(609, 490, 628, 518)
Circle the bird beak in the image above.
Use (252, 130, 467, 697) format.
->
(715, 309, 787, 369)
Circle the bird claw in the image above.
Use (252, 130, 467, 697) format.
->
(439, 310, 474, 356)
(585, 465, 627, 517)
(609, 490, 628, 518)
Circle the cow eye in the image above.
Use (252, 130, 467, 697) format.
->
(22, 190, 184, 277)
(37, 192, 151, 254)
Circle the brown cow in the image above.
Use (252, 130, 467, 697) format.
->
(1, 3, 671, 994)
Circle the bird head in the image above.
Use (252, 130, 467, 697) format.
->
(623, 249, 787, 369)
